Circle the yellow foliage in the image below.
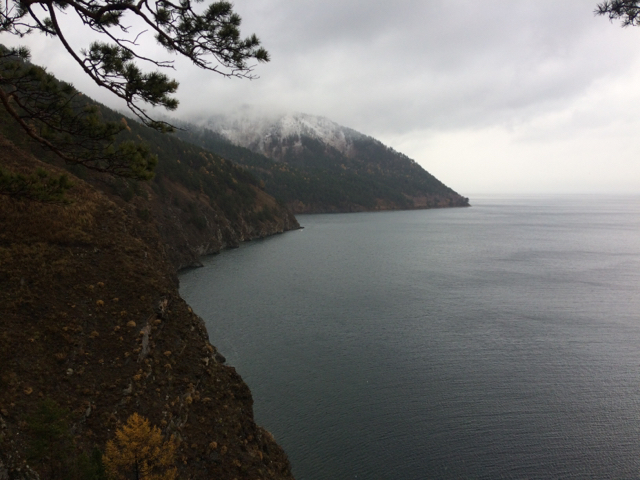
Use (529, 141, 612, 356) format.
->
(103, 413, 177, 480)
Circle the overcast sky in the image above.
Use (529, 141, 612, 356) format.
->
(4, 0, 640, 195)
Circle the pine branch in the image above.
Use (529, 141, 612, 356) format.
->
(0, 166, 72, 203)
(0, 47, 158, 180)
(596, 0, 640, 26)
(1, 0, 269, 130)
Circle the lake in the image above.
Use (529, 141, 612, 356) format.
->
(180, 195, 640, 479)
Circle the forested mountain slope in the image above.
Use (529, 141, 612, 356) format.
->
(0, 101, 299, 271)
(175, 113, 470, 213)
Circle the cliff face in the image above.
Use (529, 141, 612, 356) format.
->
(145, 179, 299, 272)
(0, 135, 295, 479)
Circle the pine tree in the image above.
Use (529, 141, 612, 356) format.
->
(103, 413, 177, 480)
(0, 46, 158, 177)
(1, 0, 268, 130)
(26, 399, 107, 480)
(0, 0, 268, 200)
(596, 1, 640, 25)
(0, 165, 72, 202)
(26, 399, 75, 480)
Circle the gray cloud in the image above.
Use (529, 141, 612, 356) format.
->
(168, 1, 638, 131)
(3, 0, 640, 193)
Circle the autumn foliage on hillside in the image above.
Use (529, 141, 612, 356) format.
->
(104, 413, 177, 480)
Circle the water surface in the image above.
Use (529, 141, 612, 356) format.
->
(180, 195, 640, 479)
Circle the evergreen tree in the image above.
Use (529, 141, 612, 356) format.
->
(0, 46, 157, 179)
(0, 165, 72, 202)
(0, 0, 268, 200)
(596, 1, 640, 25)
(26, 399, 107, 480)
(1, 0, 268, 129)
(26, 399, 74, 480)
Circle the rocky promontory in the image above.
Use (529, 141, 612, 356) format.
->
(0, 131, 296, 478)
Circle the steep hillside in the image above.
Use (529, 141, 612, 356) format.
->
(176, 113, 469, 213)
(0, 104, 299, 270)
(0, 134, 295, 479)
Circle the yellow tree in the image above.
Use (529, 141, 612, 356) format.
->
(103, 413, 177, 480)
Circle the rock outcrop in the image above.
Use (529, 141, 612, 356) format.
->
(143, 177, 299, 271)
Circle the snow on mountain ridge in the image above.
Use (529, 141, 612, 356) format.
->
(202, 112, 367, 158)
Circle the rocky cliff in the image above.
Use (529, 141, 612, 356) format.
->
(0, 133, 296, 478)
(127, 173, 299, 272)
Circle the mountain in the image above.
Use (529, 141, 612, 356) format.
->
(0, 100, 299, 271)
(0, 134, 294, 479)
(0, 65, 298, 477)
(175, 112, 469, 214)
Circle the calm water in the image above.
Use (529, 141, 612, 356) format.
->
(180, 195, 640, 479)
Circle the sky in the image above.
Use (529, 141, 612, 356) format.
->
(3, 0, 640, 195)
